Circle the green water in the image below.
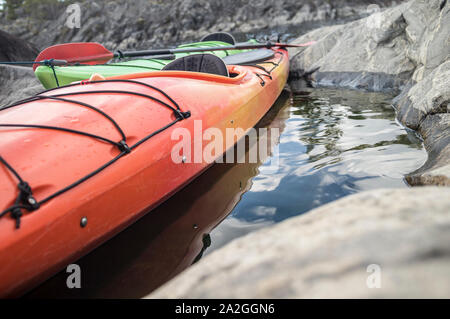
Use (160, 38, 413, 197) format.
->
(27, 88, 426, 298)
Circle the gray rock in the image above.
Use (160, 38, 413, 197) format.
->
(0, 0, 401, 51)
(0, 65, 42, 108)
(0, 29, 38, 62)
(406, 113, 450, 186)
(395, 61, 449, 130)
(148, 187, 450, 298)
(290, 0, 449, 92)
(407, 164, 450, 186)
(289, 0, 449, 186)
(397, 61, 449, 185)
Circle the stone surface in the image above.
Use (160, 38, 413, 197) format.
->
(395, 61, 450, 131)
(407, 164, 450, 186)
(0, 0, 400, 51)
(289, 0, 450, 186)
(0, 65, 42, 108)
(148, 187, 450, 298)
(0, 0, 447, 300)
(289, 0, 449, 93)
(0, 28, 41, 107)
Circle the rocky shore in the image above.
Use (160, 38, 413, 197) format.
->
(0, 0, 448, 298)
(0, 29, 37, 61)
(147, 0, 449, 298)
(149, 187, 450, 298)
(289, 0, 449, 186)
(0, 0, 399, 50)
(0, 0, 398, 104)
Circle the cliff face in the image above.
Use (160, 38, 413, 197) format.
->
(0, 30, 41, 106)
(0, 0, 401, 104)
(290, 0, 449, 186)
(0, 0, 399, 50)
(0, 29, 37, 61)
(0, 1, 448, 299)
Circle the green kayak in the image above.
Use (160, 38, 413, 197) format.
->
(35, 40, 256, 89)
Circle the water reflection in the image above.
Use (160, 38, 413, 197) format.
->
(27, 88, 426, 298)
(207, 88, 426, 253)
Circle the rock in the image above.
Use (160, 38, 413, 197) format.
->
(290, 0, 449, 93)
(0, 29, 38, 61)
(395, 61, 450, 130)
(396, 61, 449, 185)
(406, 113, 450, 186)
(148, 187, 450, 298)
(0, 65, 42, 108)
(0, 0, 400, 51)
(289, 0, 450, 186)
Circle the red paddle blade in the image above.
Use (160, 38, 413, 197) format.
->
(275, 40, 316, 48)
(33, 42, 114, 71)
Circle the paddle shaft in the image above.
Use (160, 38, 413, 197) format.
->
(41, 54, 176, 66)
(34, 41, 314, 67)
(114, 42, 308, 59)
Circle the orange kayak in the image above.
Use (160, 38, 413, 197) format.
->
(0, 48, 288, 297)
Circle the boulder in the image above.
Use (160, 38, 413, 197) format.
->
(290, 0, 449, 93)
(148, 187, 450, 298)
(0, 0, 401, 50)
(289, 0, 449, 186)
(0, 65, 42, 108)
(0, 29, 38, 62)
(0, 30, 42, 107)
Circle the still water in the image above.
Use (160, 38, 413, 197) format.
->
(27, 88, 426, 298)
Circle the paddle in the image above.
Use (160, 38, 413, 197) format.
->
(33, 41, 316, 70)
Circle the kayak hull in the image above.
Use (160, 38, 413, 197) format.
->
(0, 48, 288, 297)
